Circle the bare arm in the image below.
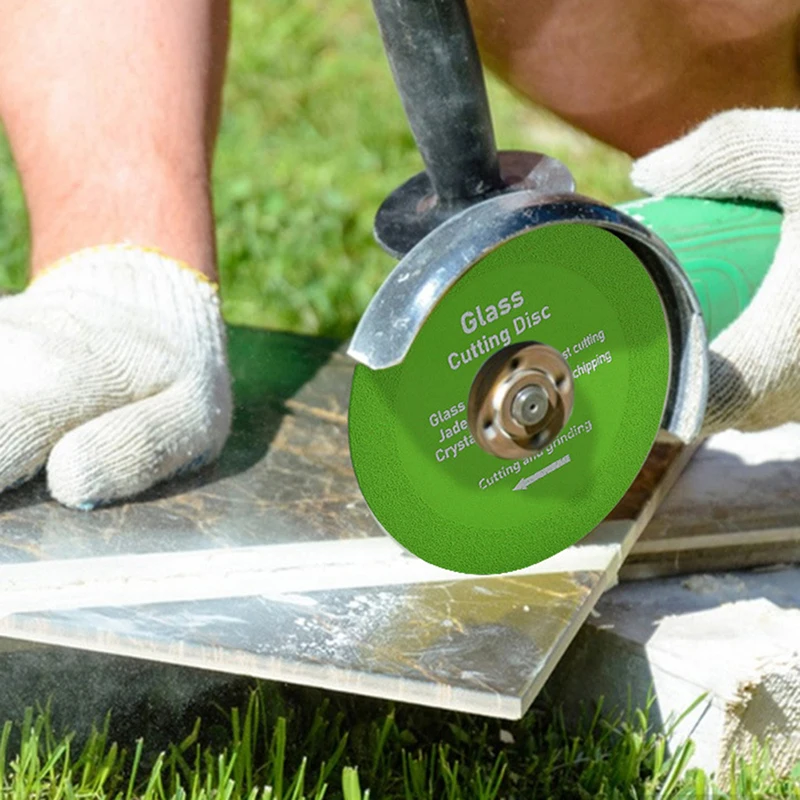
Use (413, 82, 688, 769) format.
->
(468, 0, 800, 156)
(0, 0, 230, 277)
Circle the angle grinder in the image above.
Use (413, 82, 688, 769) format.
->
(347, 0, 781, 574)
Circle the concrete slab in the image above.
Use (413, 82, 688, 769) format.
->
(0, 328, 690, 719)
(627, 426, 800, 579)
(546, 566, 800, 777)
(5, 328, 798, 732)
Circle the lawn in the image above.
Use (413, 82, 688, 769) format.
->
(215, 0, 635, 337)
(2, 684, 798, 800)
(0, 0, 794, 796)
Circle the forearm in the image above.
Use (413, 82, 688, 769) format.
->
(0, 0, 230, 277)
(468, 0, 800, 156)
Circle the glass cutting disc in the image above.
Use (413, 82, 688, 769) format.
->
(349, 224, 670, 574)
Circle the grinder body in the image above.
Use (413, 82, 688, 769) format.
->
(621, 197, 780, 340)
(347, 0, 781, 574)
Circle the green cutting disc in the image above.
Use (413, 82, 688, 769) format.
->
(349, 224, 670, 574)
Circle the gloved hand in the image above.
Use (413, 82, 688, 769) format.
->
(0, 245, 232, 509)
(631, 109, 800, 436)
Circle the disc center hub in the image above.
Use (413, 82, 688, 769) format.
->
(510, 383, 550, 426)
(468, 342, 574, 459)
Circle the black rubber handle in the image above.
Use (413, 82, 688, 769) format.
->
(371, 0, 503, 205)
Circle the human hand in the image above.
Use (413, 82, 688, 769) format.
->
(632, 109, 800, 436)
(0, 245, 232, 508)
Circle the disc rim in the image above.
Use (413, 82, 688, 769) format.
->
(350, 223, 671, 575)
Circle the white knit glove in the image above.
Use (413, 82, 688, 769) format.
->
(0, 245, 232, 509)
(631, 109, 800, 435)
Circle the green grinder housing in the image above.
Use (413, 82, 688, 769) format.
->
(620, 196, 780, 341)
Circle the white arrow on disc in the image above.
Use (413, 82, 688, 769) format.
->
(513, 454, 571, 491)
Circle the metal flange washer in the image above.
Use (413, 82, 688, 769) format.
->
(468, 341, 574, 460)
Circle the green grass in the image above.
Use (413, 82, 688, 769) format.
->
(215, 0, 635, 336)
(0, 0, 635, 334)
(0, 3, 793, 794)
(0, 136, 26, 294)
(0, 4, 792, 794)
(1, 686, 798, 800)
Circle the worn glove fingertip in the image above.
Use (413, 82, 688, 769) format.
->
(46, 429, 117, 510)
(47, 381, 232, 510)
(630, 138, 701, 197)
(0, 409, 54, 498)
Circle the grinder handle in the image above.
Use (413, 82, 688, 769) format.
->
(371, 0, 503, 206)
(618, 196, 782, 340)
